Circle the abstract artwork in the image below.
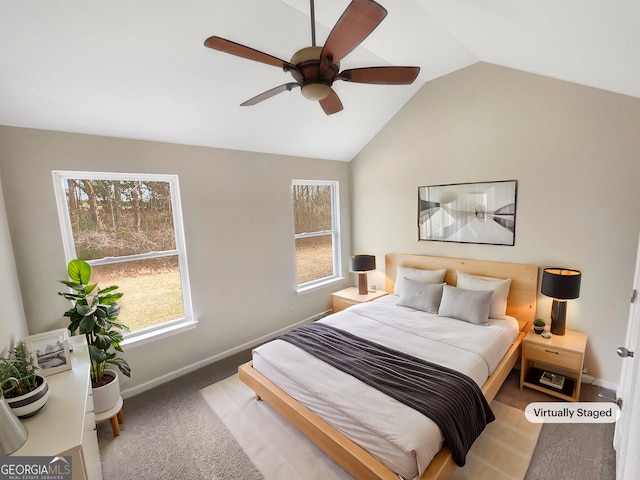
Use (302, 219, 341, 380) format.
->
(418, 180, 517, 246)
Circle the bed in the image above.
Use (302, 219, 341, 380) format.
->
(239, 254, 538, 480)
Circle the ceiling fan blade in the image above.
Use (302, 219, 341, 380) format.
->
(240, 83, 300, 106)
(204, 36, 297, 71)
(337, 66, 420, 84)
(319, 88, 343, 115)
(320, 0, 387, 69)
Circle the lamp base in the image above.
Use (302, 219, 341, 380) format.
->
(358, 273, 368, 295)
(550, 299, 567, 335)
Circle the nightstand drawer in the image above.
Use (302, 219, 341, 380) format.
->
(332, 296, 357, 312)
(331, 288, 389, 313)
(525, 343, 582, 371)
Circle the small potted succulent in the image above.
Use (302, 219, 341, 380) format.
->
(0, 340, 50, 418)
(533, 318, 546, 335)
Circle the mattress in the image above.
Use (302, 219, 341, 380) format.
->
(252, 295, 519, 480)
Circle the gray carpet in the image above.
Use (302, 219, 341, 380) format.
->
(98, 353, 617, 480)
(98, 351, 263, 480)
(496, 371, 617, 480)
(525, 423, 616, 480)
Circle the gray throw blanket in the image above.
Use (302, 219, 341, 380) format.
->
(279, 323, 494, 467)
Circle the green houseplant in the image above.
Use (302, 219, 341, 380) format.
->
(0, 340, 50, 418)
(58, 259, 131, 389)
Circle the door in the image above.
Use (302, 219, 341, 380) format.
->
(614, 233, 640, 480)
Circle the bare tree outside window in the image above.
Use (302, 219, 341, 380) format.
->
(292, 181, 340, 287)
(66, 180, 176, 259)
(54, 173, 193, 338)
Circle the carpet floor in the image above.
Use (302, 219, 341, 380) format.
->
(98, 352, 616, 480)
(201, 374, 542, 480)
(98, 352, 263, 480)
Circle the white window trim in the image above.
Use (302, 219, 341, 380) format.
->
(292, 180, 342, 292)
(52, 170, 196, 345)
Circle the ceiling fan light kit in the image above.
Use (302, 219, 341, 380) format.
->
(301, 83, 331, 101)
(204, 0, 420, 115)
(291, 46, 336, 101)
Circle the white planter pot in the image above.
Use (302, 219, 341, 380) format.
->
(92, 369, 121, 413)
(6, 375, 50, 418)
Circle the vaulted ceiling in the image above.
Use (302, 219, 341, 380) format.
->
(1, 0, 638, 161)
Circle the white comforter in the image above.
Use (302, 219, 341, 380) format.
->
(252, 295, 519, 480)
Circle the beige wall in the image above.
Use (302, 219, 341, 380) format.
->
(351, 63, 640, 386)
(2, 62, 638, 390)
(0, 127, 352, 393)
(0, 176, 28, 357)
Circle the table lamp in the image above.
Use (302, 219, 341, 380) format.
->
(352, 255, 376, 295)
(541, 268, 582, 335)
(0, 394, 28, 455)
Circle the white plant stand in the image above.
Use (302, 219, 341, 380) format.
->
(94, 396, 124, 437)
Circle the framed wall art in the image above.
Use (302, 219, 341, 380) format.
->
(24, 328, 72, 376)
(418, 180, 517, 246)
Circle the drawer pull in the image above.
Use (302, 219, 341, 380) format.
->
(544, 349, 559, 354)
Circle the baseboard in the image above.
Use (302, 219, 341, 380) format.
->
(517, 362, 618, 392)
(122, 313, 619, 399)
(593, 377, 618, 392)
(121, 309, 332, 398)
(509, 362, 618, 395)
(577, 374, 617, 393)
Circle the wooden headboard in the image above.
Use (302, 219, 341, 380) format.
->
(385, 253, 538, 332)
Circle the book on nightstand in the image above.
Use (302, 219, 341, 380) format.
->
(540, 371, 565, 389)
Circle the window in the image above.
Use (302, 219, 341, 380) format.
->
(53, 171, 194, 345)
(292, 180, 341, 290)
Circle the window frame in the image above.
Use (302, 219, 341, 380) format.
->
(52, 170, 196, 347)
(292, 179, 342, 292)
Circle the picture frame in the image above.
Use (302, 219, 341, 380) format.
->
(418, 180, 518, 246)
(24, 328, 72, 376)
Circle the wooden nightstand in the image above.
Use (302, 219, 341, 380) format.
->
(520, 328, 588, 402)
(331, 287, 389, 313)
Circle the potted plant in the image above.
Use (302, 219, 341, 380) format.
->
(0, 340, 50, 418)
(58, 259, 131, 412)
(533, 318, 546, 334)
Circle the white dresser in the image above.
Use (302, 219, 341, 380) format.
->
(13, 335, 103, 480)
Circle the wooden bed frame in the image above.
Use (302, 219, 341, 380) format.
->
(239, 254, 538, 480)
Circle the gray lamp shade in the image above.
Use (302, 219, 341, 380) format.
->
(351, 255, 376, 272)
(541, 268, 582, 299)
(0, 395, 28, 455)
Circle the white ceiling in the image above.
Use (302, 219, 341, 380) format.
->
(1, 0, 638, 161)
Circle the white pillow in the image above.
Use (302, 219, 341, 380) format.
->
(394, 266, 446, 296)
(397, 278, 444, 314)
(437, 285, 492, 325)
(456, 271, 511, 319)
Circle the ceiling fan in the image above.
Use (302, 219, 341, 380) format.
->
(204, 0, 420, 115)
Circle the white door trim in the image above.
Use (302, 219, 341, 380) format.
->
(614, 232, 640, 479)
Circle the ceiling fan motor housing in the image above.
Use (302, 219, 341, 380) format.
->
(290, 46, 339, 101)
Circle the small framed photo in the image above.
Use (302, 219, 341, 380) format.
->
(24, 328, 72, 376)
